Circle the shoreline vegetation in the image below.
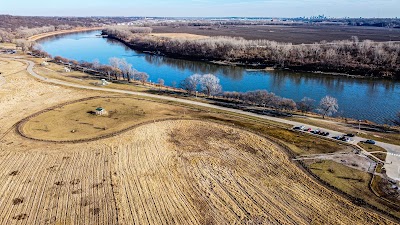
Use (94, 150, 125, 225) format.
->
(28, 27, 104, 42)
(102, 26, 400, 80)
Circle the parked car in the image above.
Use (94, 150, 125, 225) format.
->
(323, 132, 330, 136)
(299, 125, 305, 130)
(365, 140, 376, 144)
(306, 128, 312, 132)
(340, 137, 350, 142)
(345, 133, 355, 137)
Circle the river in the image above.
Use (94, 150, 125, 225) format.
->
(38, 30, 400, 124)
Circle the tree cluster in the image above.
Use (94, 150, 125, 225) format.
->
(53, 56, 149, 83)
(223, 90, 297, 111)
(104, 28, 400, 78)
(223, 90, 340, 117)
(180, 73, 222, 96)
(103, 26, 152, 39)
(0, 15, 126, 31)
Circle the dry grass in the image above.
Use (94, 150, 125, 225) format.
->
(0, 56, 398, 224)
(150, 33, 209, 40)
(22, 97, 185, 141)
(198, 114, 351, 156)
(358, 142, 387, 161)
(109, 120, 394, 224)
(310, 160, 400, 219)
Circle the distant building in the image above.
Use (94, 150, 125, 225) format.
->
(95, 107, 107, 116)
(41, 61, 49, 66)
(63, 67, 71, 73)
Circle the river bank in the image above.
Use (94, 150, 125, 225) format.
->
(28, 27, 104, 42)
(103, 31, 400, 80)
(37, 30, 400, 124)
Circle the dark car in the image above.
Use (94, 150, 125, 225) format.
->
(345, 133, 355, 137)
(323, 132, 330, 136)
(365, 140, 376, 144)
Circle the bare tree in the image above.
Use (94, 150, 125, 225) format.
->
(297, 97, 316, 113)
(317, 95, 339, 119)
(118, 58, 134, 82)
(15, 39, 32, 52)
(157, 78, 165, 86)
(92, 59, 100, 70)
(171, 81, 177, 88)
(134, 72, 149, 83)
(180, 74, 202, 94)
(157, 78, 165, 90)
(200, 74, 222, 96)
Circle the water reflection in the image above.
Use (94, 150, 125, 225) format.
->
(38, 30, 400, 124)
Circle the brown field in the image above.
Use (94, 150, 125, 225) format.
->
(150, 33, 209, 40)
(152, 25, 400, 44)
(358, 142, 388, 161)
(22, 97, 185, 141)
(0, 57, 398, 224)
(309, 160, 400, 219)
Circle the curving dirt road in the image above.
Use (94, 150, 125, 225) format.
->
(8, 57, 400, 181)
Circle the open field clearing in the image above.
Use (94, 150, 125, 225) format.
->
(152, 25, 400, 43)
(309, 160, 400, 219)
(111, 120, 393, 224)
(0, 59, 95, 138)
(150, 33, 209, 40)
(358, 142, 388, 161)
(21, 97, 185, 141)
(0, 57, 399, 223)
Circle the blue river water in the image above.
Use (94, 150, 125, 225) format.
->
(39, 30, 400, 124)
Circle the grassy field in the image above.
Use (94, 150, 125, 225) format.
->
(150, 33, 209, 39)
(22, 97, 187, 141)
(309, 160, 400, 219)
(1, 56, 398, 224)
(152, 25, 400, 43)
(358, 142, 387, 161)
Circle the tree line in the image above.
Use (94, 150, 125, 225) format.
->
(103, 26, 400, 79)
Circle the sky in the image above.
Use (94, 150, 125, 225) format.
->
(0, 0, 399, 18)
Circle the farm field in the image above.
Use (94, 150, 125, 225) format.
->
(152, 25, 400, 43)
(0, 57, 398, 224)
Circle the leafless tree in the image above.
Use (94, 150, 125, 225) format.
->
(157, 78, 165, 90)
(104, 28, 400, 78)
(134, 72, 149, 83)
(317, 95, 339, 118)
(180, 74, 202, 94)
(92, 59, 101, 70)
(200, 74, 222, 96)
(297, 97, 316, 113)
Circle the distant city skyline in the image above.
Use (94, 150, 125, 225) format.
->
(1, 0, 399, 18)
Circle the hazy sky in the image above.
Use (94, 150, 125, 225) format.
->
(0, 0, 399, 18)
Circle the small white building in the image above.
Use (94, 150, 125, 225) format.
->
(63, 67, 71, 73)
(95, 107, 107, 116)
(41, 61, 49, 66)
(101, 79, 108, 86)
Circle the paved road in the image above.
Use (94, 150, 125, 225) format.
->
(9, 57, 400, 181)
